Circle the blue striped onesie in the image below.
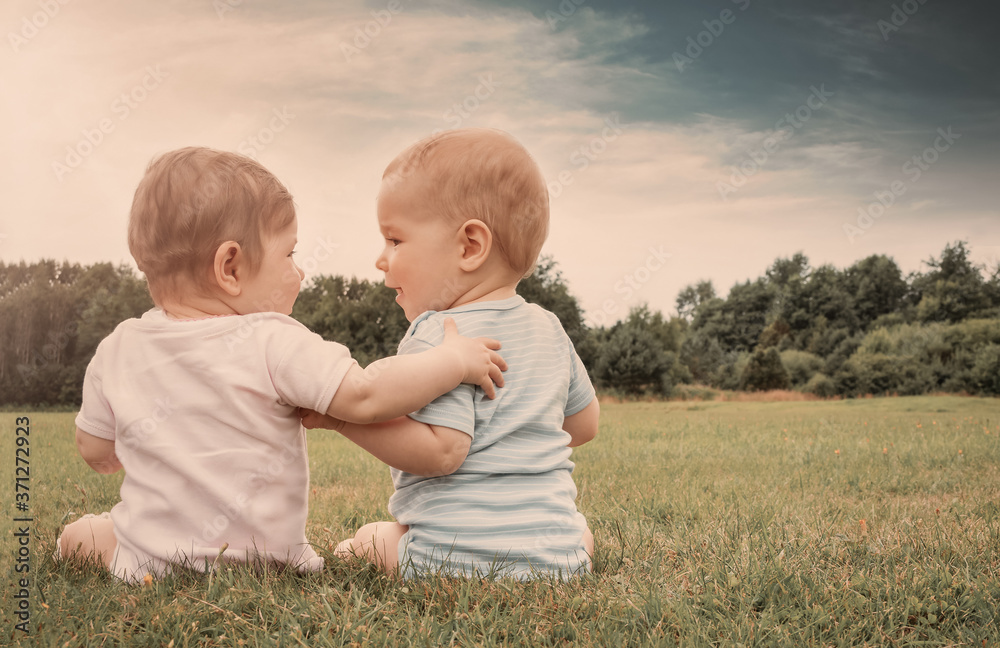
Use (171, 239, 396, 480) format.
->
(389, 295, 596, 579)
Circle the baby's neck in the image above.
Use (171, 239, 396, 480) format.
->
(447, 260, 522, 310)
(158, 295, 239, 320)
(453, 284, 519, 309)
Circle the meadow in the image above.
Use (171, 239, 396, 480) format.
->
(2, 395, 999, 647)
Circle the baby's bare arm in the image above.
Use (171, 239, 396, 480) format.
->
(75, 427, 123, 474)
(563, 398, 600, 448)
(326, 318, 505, 424)
(302, 411, 471, 477)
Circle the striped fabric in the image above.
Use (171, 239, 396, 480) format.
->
(388, 296, 596, 579)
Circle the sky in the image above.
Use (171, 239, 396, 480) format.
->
(2, 0, 998, 325)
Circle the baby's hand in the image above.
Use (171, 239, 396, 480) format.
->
(439, 317, 507, 399)
(299, 408, 346, 432)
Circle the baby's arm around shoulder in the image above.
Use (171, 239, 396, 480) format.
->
(303, 411, 470, 477)
(325, 318, 505, 425)
(75, 427, 122, 474)
(563, 398, 600, 448)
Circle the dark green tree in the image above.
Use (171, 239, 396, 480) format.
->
(692, 278, 775, 353)
(912, 241, 993, 323)
(843, 254, 909, 330)
(0, 261, 152, 407)
(293, 275, 409, 367)
(765, 252, 811, 289)
(679, 330, 725, 384)
(75, 264, 154, 357)
(971, 344, 1000, 395)
(780, 264, 857, 342)
(740, 347, 790, 391)
(595, 319, 670, 396)
(986, 262, 1000, 310)
(675, 280, 716, 321)
(623, 304, 685, 354)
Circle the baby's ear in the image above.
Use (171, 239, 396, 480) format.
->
(458, 219, 492, 271)
(213, 240, 245, 296)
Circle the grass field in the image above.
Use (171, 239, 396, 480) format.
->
(3, 396, 999, 647)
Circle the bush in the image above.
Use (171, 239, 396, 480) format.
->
(803, 372, 837, 397)
(595, 324, 670, 396)
(855, 353, 899, 395)
(780, 350, 824, 387)
(711, 351, 749, 391)
(869, 311, 912, 330)
(942, 318, 1000, 349)
(858, 327, 894, 355)
(823, 334, 863, 378)
(804, 323, 853, 358)
(679, 332, 725, 384)
(740, 347, 790, 391)
(833, 365, 860, 397)
(856, 322, 948, 361)
(970, 343, 1000, 395)
(893, 356, 937, 395)
(667, 350, 693, 387)
(839, 319, 1000, 397)
(834, 352, 939, 397)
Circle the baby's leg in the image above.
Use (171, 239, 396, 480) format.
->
(58, 514, 117, 568)
(335, 521, 408, 575)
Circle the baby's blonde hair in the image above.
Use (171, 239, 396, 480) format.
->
(383, 129, 549, 278)
(128, 147, 295, 302)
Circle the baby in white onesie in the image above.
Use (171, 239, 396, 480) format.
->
(57, 147, 506, 583)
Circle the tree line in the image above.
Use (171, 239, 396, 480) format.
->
(592, 241, 1000, 398)
(2, 241, 998, 408)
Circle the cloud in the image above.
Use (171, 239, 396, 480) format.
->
(2, 0, 997, 323)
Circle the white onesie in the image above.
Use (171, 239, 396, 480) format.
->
(74, 308, 355, 583)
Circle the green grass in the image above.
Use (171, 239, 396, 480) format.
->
(3, 396, 999, 646)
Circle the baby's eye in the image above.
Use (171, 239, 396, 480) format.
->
(388, 238, 401, 247)
(288, 250, 297, 257)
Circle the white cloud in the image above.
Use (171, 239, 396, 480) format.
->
(2, 0, 995, 324)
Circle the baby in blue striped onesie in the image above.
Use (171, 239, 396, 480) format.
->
(304, 128, 600, 579)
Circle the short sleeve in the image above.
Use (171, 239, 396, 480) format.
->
(406, 385, 476, 437)
(269, 324, 358, 412)
(396, 315, 476, 437)
(564, 345, 596, 417)
(75, 345, 117, 441)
